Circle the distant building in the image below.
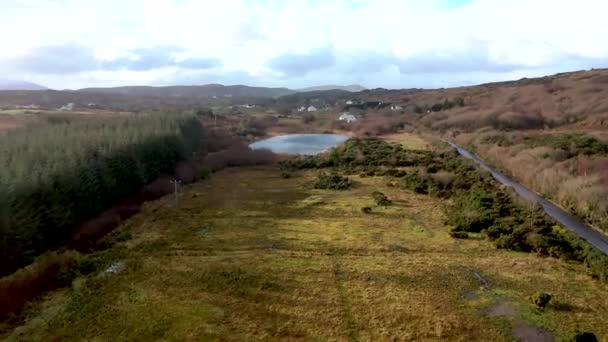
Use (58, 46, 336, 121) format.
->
(297, 106, 307, 112)
(339, 112, 357, 123)
(346, 100, 354, 105)
(240, 104, 255, 109)
(307, 105, 318, 112)
(59, 103, 74, 111)
(15, 104, 40, 109)
(390, 105, 403, 111)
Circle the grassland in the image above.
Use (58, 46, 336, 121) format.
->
(6, 148, 608, 341)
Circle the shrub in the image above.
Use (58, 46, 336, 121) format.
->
(530, 292, 552, 308)
(361, 207, 372, 214)
(372, 191, 392, 206)
(314, 173, 352, 190)
(377, 198, 392, 206)
(200, 167, 211, 180)
(449, 230, 469, 239)
(569, 331, 598, 342)
(431, 103, 443, 112)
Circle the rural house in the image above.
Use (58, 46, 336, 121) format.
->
(338, 112, 357, 123)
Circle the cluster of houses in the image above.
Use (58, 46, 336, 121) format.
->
(290, 98, 406, 125)
(14, 104, 40, 109)
(297, 105, 318, 112)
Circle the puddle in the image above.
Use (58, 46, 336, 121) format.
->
(485, 302, 516, 317)
(463, 291, 478, 300)
(513, 323, 554, 342)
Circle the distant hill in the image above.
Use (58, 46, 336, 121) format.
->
(0, 80, 47, 91)
(361, 68, 608, 130)
(77, 84, 295, 99)
(296, 85, 366, 93)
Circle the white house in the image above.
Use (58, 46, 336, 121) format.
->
(297, 106, 307, 112)
(346, 100, 354, 105)
(307, 105, 318, 112)
(59, 103, 74, 111)
(339, 113, 357, 123)
(390, 105, 403, 111)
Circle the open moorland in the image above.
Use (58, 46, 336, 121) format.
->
(1, 69, 608, 341)
(2, 134, 607, 341)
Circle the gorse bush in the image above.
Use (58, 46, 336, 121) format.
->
(314, 173, 352, 190)
(372, 191, 392, 206)
(0, 113, 205, 277)
(530, 292, 552, 308)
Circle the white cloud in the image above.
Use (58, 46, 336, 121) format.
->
(1, 0, 607, 89)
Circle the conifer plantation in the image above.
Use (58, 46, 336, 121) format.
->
(0, 113, 206, 276)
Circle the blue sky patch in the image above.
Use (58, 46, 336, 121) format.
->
(442, 0, 474, 9)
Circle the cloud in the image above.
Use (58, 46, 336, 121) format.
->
(267, 46, 335, 76)
(1, 0, 608, 88)
(6, 45, 99, 74)
(2, 44, 221, 75)
(397, 42, 527, 74)
(106, 46, 221, 71)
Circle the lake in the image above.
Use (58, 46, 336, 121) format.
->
(249, 134, 349, 155)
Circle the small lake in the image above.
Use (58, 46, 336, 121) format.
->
(250, 134, 349, 155)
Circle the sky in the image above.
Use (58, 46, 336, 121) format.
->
(1, 0, 607, 89)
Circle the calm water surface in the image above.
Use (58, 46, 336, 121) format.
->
(250, 134, 349, 155)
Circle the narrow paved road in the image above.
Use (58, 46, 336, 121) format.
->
(445, 140, 608, 255)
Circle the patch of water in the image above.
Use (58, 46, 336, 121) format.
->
(513, 323, 554, 342)
(485, 302, 516, 317)
(250, 134, 349, 155)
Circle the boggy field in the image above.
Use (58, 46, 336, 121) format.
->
(5, 135, 608, 342)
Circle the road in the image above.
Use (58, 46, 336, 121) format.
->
(445, 140, 608, 256)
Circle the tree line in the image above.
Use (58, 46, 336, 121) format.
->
(0, 113, 206, 277)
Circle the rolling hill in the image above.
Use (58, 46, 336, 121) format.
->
(77, 84, 295, 99)
(0, 80, 47, 91)
(296, 84, 366, 93)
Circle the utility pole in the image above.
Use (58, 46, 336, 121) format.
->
(170, 179, 181, 208)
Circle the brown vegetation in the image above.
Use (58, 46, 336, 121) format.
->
(0, 251, 80, 323)
(364, 69, 608, 131)
(456, 131, 608, 232)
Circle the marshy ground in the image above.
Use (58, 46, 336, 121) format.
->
(5, 136, 608, 341)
